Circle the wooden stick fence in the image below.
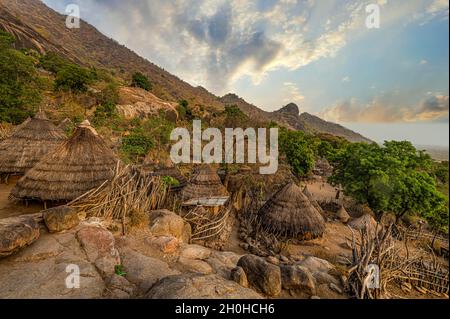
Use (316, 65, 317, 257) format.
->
(68, 163, 168, 225)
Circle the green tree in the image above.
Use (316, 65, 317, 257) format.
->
(54, 64, 94, 92)
(0, 31, 42, 123)
(223, 105, 248, 128)
(330, 141, 448, 227)
(39, 52, 70, 74)
(279, 129, 315, 177)
(131, 72, 151, 91)
(177, 99, 192, 120)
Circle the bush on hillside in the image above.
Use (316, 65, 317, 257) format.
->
(0, 30, 43, 124)
(131, 72, 151, 91)
(54, 64, 94, 92)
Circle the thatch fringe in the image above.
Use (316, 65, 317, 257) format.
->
(0, 113, 66, 174)
(10, 121, 118, 201)
(258, 182, 326, 240)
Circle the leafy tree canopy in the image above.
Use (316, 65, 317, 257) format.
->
(329, 141, 448, 229)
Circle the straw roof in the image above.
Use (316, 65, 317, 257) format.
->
(336, 205, 350, 223)
(152, 160, 187, 191)
(181, 165, 229, 201)
(348, 214, 377, 233)
(303, 185, 324, 215)
(10, 120, 119, 201)
(258, 182, 326, 240)
(0, 112, 66, 174)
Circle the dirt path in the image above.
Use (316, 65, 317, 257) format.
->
(0, 176, 42, 219)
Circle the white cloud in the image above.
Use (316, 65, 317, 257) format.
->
(283, 82, 305, 104)
(320, 93, 449, 123)
(342, 76, 351, 83)
(44, 0, 450, 95)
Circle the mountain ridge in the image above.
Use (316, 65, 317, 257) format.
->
(0, 0, 371, 143)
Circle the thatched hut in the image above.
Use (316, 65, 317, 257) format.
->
(258, 182, 326, 240)
(303, 185, 324, 216)
(150, 159, 187, 191)
(0, 112, 66, 175)
(348, 214, 377, 233)
(10, 120, 118, 202)
(313, 158, 333, 177)
(181, 165, 229, 215)
(181, 165, 229, 201)
(336, 205, 350, 223)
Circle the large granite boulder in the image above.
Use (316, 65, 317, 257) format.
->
(146, 273, 262, 299)
(119, 247, 180, 293)
(148, 210, 191, 242)
(237, 254, 281, 297)
(0, 215, 40, 258)
(43, 206, 80, 233)
(280, 264, 316, 295)
(0, 231, 105, 298)
(76, 226, 120, 279)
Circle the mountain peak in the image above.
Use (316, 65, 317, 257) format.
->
(277, 103, 299, 116)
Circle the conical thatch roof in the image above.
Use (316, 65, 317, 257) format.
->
(303, 185, 324, 215)
(258, 182, 326, 240)
(348, 214, 377, 233)
(336, 205, 350, 223)
(0, 112, 66, 174)
(181, 165, 229, 201)
(152, 160, 187, 191)
(10, 120, 118, 201)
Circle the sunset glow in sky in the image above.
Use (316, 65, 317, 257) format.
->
(43, 0, 449, 146)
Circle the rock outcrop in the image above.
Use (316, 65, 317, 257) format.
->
(146, 273, 262, 299)
(0, 215, 40, 258)
(148, 209, 191, 242)
(237, 254, 282, 297)
(43, 206, 80, 233)
(116, 87, 178, 122)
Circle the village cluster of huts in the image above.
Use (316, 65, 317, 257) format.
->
(0, 112, 376, 245)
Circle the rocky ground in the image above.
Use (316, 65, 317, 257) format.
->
(0, 204, 349, 299)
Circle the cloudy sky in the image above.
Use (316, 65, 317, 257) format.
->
(43, 0, 449, 146)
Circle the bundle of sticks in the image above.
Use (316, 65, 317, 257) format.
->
(68, 163, 168, 223)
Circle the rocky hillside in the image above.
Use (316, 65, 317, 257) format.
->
(221, 94, 372, 143)
(0, 0, 371, 143)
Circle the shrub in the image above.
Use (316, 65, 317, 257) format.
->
(0, 31, 42, 124)
(131, 72, 151, 91)
(279, 129, 315, 177)
(39, 52, 70, 74)
(121, 130, 154, 161)
(162, 176, 180, 187)
(54, 64, 94, 92)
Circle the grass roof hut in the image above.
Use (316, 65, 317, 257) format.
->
(336, 205, 351, 223)
(258, 182, 326, 240)
(0, 112, 66, 175)
(10, 120, 118, 202)
(181, 165, 229, 202)
(348, 213, 377, 234)
(151, 159, 187, 191)
(303, 185, 324, 216)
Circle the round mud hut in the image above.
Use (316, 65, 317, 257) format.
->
(258, 182, 326, 240)
(10, 120, 118, 202)
(181, 165, 229, 201)
(0, 112, 66, 176)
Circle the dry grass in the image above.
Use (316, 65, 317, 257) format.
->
(0, 113, 66, 174)
(10, 122, 118, 201)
